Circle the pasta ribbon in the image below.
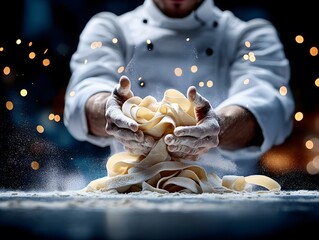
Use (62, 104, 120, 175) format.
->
(86, 89, 280, 193)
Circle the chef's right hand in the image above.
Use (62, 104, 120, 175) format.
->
(105, 76, 155, 156)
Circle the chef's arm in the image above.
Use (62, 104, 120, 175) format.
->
(216, 105, 263, 150)
(85, 92, 111, 137)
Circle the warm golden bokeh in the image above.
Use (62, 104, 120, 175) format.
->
(174, 67, 182, 77)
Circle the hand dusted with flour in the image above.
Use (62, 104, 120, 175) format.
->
(85, 89, 280, 193)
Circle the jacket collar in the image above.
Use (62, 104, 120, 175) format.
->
(144, 0, 215, 30)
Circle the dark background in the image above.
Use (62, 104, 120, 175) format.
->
(1, 0, 319, 191)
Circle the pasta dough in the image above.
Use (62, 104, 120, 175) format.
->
(85, 89, 280, 193)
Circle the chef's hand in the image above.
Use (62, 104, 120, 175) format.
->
(105, 76, 155, 156)
(164, 86, 220, 161)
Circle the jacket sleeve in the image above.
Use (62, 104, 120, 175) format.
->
(216, 16, 295, 161)
(63, 12, 126, 147)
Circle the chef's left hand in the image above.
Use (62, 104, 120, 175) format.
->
(164, 86, 220, 161)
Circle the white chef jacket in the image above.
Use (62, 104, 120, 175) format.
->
(64, 0, 295, 176)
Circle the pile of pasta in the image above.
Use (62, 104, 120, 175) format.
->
(85, 89, 280, 193)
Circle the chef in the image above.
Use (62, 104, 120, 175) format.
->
(63, 0, 295, 176)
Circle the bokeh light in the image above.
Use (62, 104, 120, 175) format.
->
(207, 80, 213, 88)
(174, 68, 183, 77)
(279, 86, 288, 96)
(20, 89, 28, 97)
(310, 47, 318, 56)
(3, 66, 10, 75)
(36, 125, 45, 133)
(29, 52, 36, 59)
(31, 161, 40, 170)
(295, 112, 304, 121)
(42, 58, 50, 66)
(295, 35, 304, 44)
(5, 101, 14, 110)
(191, 65, 198, 73)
